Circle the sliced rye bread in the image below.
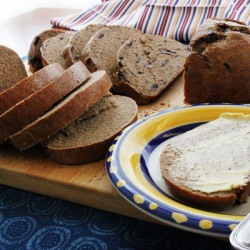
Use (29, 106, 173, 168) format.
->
(42, 94, 138, 165)
(81, 25, 142, 84)
(0, 45, 28, 93)
(0, 63, 64, 116)
(115, 34, 190, 104)
(9, 70, 112, 151)
(63, 24, 106, 68)
(40, 32, 74, 69)
(160, 113, 250, 211)
(0, 62, 91, 144)
(28, 29, 64, 72)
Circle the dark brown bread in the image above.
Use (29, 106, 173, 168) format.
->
(28, 29, 64, 72)
(0, 62, 90, 144)
(190, 18, 250, 53)
(115, 34, 190, 104)
(63, 24, 106, 68)
(41, 32, 74, 69)
(0, 45, 27, 93)
(43, 94, 138, 165)
(81, 25, 142, 84)
(9, 70, 112, 151)
(0, 63, 64, 116)
(184, 18, 250, 104)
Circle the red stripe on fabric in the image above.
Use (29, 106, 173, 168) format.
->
(102, 0, 132, 23)
(229, 0, 245, 19)
(137, 4, 150, 30)
(71, 3, 106, 26)
(158, 6, 171, 36)
(207, 0, 216, 17)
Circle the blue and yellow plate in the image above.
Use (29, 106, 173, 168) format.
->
(105, 104, 250, 238)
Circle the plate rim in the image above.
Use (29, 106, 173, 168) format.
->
(105, 103, 250, 238)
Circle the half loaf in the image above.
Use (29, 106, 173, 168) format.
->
(115, 34, 190, 104)
(0, 63, 64, 116)
(9, 70, 112, 151)
(43, 94, 138, 165)
(0, 45, 27, 93)
(0, 62, 90, 144)
(160, 113, 250, 211)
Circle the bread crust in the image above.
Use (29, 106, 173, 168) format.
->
(9, 70, 112, 151)
(0, 62, 90, 144)
(0, 63, 64, 116)
(184, 32, 250, 104)
(43, 95, 138, 164)
(28, 29, 64, 72)
(63, 24, 106, 68)
(0, 45, 27, 93)
(40, 32, 73, 69)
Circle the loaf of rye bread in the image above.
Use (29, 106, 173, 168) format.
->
(0, 62, 91, 144)
(115, 34, 190, 104)
(160, 113, 250, 211)
(28, 29, 64, 72)
(0, 45, 27, 93)
(9, 70, 112, 151)
(42, 94, 138, 164)
(63, 24, 106, 68)
(184, 18, 250, 104)
(40, 32, 73, 69)
(0, 63, 64, 116)
(81, 25, 142, 84)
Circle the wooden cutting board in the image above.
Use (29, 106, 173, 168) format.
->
(0, 76, 184, 224)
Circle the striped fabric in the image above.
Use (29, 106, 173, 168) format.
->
(51, 0, 250, 42)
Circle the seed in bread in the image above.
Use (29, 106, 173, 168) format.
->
(63, 24, 106, 68)
(160, 112, 250, 211)
(0, 45, 27, 93)
(9, 70, 112, 151)
(81, 25, 142, 84)
(43, 94, 138, 165)
(0, 62, 90, 144)
(115, 34, 190, 104)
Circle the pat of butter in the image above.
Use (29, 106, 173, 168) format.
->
(163, 112, 250, 193)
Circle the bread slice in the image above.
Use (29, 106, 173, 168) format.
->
(0, 63, 64, 116)
(42, 94, 138, 165)
(40, 32, 73, 69)
(63, 24, 106, 68)
(81, 25, 142, 84)
(28, 29, 64, 72)
(0, 45, 27, 93)
(115, 34, 190, 104)
(160, 113, 250, 211)
(9, 70, 112, 151)
(0, 62, 90, 144)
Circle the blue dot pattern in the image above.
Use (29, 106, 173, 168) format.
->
(0, 185, 231, 250)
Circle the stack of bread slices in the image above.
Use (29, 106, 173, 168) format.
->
(28, 25, 191, 105)
(0, 45, 138, 165)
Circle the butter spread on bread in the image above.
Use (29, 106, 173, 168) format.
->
(160, 112, 250, 210)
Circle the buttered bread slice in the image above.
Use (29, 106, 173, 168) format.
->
(160, 113, 250, 211)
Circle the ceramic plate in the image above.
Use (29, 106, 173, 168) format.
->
(105, 104, 250, 239)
